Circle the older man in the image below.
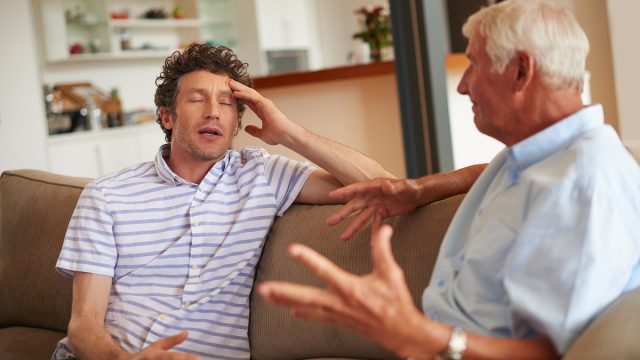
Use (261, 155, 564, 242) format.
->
(258, 1, 640, 359)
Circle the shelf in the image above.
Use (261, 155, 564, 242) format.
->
(39, 0, 236, 63)
(49, 50, 171, 64)
(253, 61, 396, 89)
(67, 20, 109, 27)
(109, 19, 202, 28)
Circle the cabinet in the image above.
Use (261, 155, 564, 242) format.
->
(47, 122, 164, 178)
(38, 0, 236, 63)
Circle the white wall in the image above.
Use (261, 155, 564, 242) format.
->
(607, 0, 640, 148)
(0, 0, 49, 173)
(314, 0, 389, 68)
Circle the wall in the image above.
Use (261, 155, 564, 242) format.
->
(607, 0, 640, 148)
(234, 74, 407, 177)
(0, 0, 49, 173)
(556, 0, 619, 132)
(314, 0, 389, 68)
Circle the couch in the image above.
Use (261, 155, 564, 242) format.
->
(0, 167, 639, 360)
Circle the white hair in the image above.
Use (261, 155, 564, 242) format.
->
(462, 0, 589, 90)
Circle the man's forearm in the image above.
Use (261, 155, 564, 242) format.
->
(405, 317, 557, 360)
(414, 163, 486, 205)
(68, 317, 130, 360)
(281, 124, 395, 185)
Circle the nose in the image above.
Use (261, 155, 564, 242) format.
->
(457, 68, 470, 95)
(204, 99, 220, 120)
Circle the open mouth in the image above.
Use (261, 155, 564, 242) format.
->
(199, 127, 223, 137)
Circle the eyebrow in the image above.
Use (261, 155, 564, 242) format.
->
(184, 88, 233, 97)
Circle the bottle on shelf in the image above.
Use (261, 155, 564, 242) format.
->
(119, 28, 131, 51)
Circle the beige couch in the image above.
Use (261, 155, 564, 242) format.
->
(0, 168, 639, 360)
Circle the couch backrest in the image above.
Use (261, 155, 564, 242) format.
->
(249, 196, 464, 360)
(0, 170, 90, 332)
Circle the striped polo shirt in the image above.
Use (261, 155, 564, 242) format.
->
(54, 145, 313, 359)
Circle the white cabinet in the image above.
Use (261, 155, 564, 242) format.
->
(36, 0, 236, 63)
(48, 122, 163, 178)
(254, 0, 315, 50)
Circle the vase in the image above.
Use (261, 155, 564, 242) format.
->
(369, 41, 382, 62)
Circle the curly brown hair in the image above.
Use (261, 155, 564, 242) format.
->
(154, 43, 253, 143)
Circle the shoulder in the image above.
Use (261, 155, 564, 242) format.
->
(90, 161, 157, 191)
(524, 125, 639, 198)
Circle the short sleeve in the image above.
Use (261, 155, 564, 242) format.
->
(56, 183, 117, 278)
(263, 153, 314, 216)
(503, 184, 639, 353)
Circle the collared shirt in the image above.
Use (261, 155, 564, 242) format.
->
(54, 145, 313, 360)
(422, 105, 640, 353)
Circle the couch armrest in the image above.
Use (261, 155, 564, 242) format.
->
(563, 286, 640, 359)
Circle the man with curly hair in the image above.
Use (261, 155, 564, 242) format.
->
(52, 43, 412, 359)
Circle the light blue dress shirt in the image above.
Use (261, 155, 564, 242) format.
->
(422, 105, 640, 353)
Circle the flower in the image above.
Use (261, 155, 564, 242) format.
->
(352, 6, 392, 61)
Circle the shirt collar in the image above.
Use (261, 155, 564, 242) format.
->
(153, 144, 230, 185)
(506, 104, 604, 185)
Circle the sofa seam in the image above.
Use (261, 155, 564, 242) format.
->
(1, 172, 86, 190)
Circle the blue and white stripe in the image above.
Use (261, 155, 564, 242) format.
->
(54, 145, 313, 359)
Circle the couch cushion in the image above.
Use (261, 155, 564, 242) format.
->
(0, 170, 89, 332)
(0, 326, 66, 360)
(250, 195, 464, 360)
(563, 286, 640, 360)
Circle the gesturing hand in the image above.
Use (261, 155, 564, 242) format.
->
(258, 225, 436, 359)
(229, 79, 299, 146)
(131, 331, 199, 360)
(326, 178, 424, 240)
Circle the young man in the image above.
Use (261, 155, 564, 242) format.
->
(258, 1, 640, 359)
(53, 44, 395, 359)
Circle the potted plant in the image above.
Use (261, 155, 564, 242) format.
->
(352, 6, 392, 62)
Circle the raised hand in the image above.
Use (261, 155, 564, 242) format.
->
(326, 177, 424, 240)
(229, 79, 301, 146)
(131, 331, 199, 360)
(258, 225, 439, 359)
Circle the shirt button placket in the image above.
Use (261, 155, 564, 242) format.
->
(186, 201, 202, 304)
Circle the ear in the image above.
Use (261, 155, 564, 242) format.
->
(234, 114, 242, 136)
(160, 107, 174, 129)
(513, 51, 535, 92)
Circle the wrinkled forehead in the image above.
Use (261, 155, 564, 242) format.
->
(177, 70, 231, 94)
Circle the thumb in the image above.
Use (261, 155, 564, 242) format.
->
(153, 330, 189, 351)
(244, 125, 261, 138)
(371, 225, 397, 275)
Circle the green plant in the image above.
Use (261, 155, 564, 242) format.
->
(352, 6, 392, 61)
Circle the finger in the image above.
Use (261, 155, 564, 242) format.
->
(325, 198, 365, 225)
(291, 306, 378, 340)
(288, 243, 355, 292)
(151, 330, 189, 351)
(329, 181, 380, 200)
(372, 212, 383, 232)
(370, 225, 398, 275)
(228, 79, 256, 94)
(258, 281, 341, 309)
(340, 207, 374, 241)
(243, 125, 261, 138)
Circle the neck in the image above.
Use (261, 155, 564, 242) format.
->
(505, 86, 584, 146)
(164, 150, 222, 184)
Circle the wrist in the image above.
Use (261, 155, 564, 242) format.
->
(441, 327, 467, 360)
(400, 313, 449, 360)
(279, 123, 309, 150)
